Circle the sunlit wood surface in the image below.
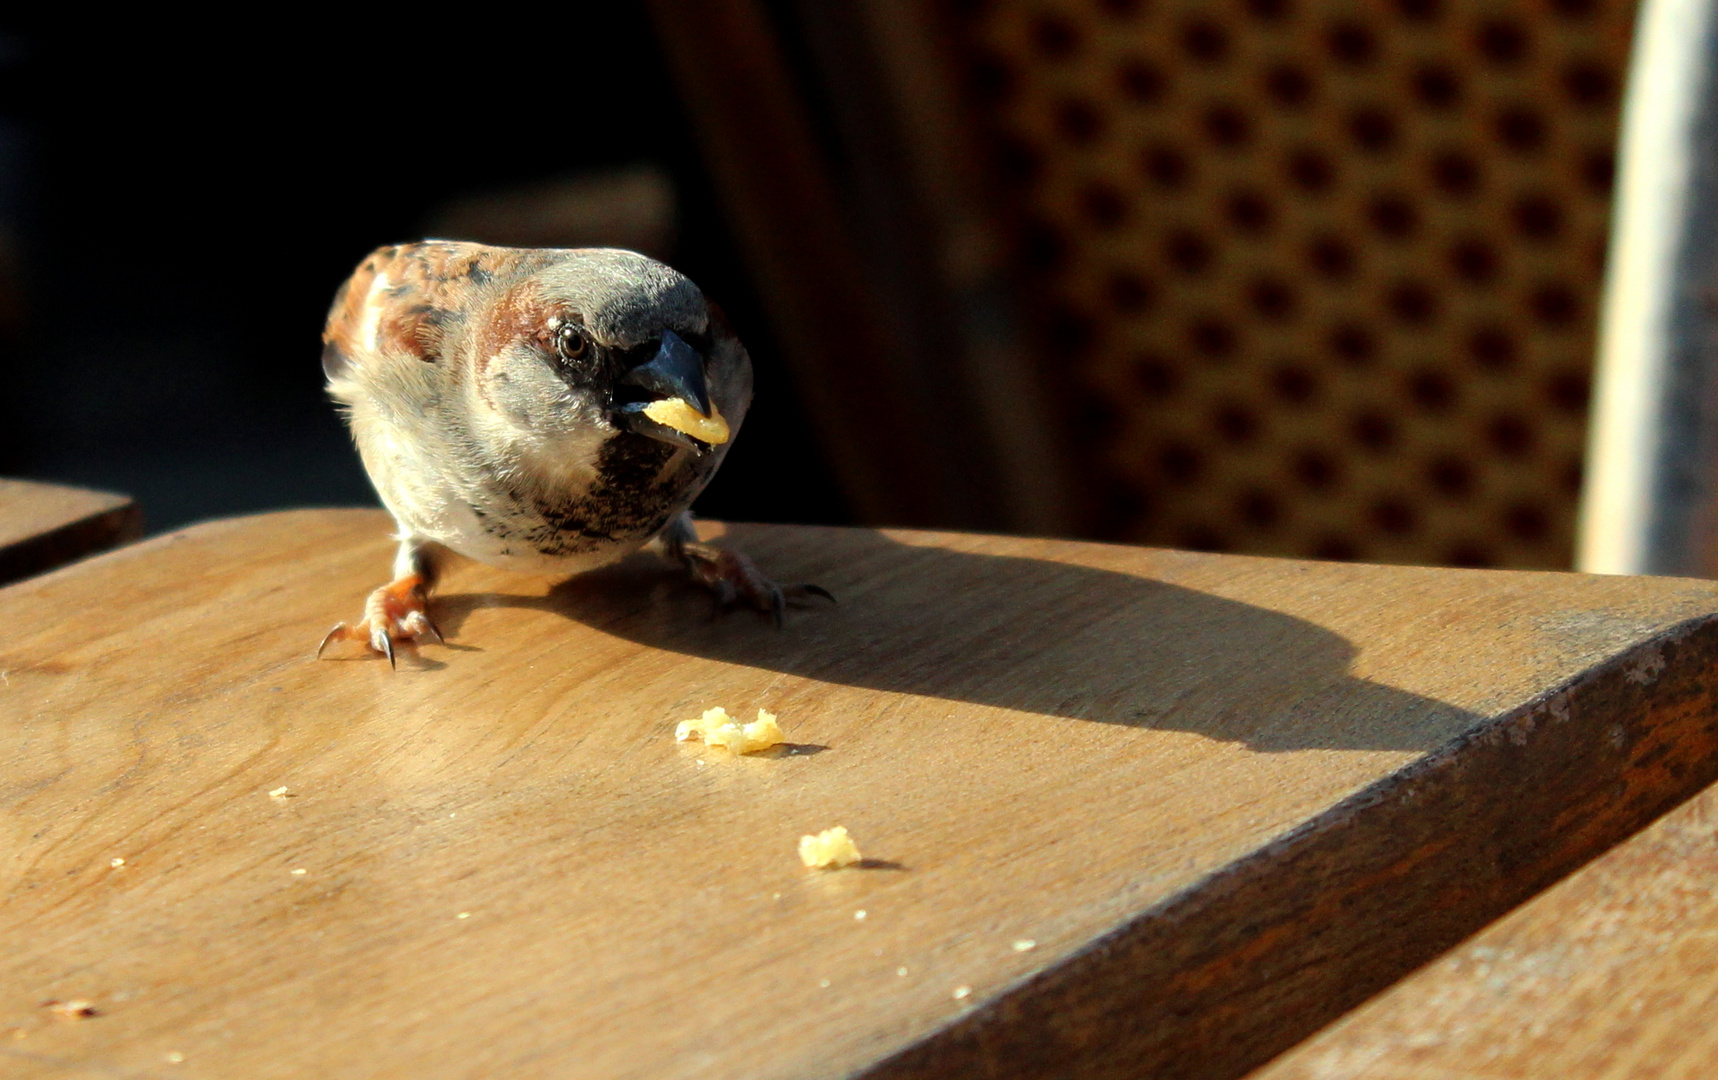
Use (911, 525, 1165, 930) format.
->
(0, 478, 139, 587)
(3, 510, 1717, 1080)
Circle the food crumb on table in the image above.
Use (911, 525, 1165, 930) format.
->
(675, 707, 785, 755)
(42, 999, 98, 1020)
(799, 826, 862, 868)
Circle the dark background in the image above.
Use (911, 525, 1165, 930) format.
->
(0, 14, 850, 534)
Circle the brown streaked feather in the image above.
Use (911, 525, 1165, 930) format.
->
(322, 241, 553, 370)
(377, 303, 466, 364)
(471, 280, 552, 384)
(320, 258, 381, 377)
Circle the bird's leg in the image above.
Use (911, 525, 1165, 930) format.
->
(316, 536, 446, 667)
(656, 512, 834, 627)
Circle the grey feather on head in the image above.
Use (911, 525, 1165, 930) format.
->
(542, 249, 708, 348)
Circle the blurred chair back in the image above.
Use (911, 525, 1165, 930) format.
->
(652, 0, 1634, 569)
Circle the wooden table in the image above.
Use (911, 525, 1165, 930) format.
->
(0, 478, 139, 587)
(4, 506, 1718, 1079)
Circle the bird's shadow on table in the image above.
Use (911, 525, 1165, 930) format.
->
(432, 525, 1482, 753)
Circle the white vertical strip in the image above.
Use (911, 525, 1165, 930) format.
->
(1579, 0, 1711, 573)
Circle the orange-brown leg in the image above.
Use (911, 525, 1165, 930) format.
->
(316, 537, 445, 667)
(658, 513, 834, 626)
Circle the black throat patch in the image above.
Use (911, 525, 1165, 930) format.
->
(502, 434, 712, 558)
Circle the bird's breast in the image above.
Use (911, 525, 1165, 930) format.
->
(409, 433, 716, 577)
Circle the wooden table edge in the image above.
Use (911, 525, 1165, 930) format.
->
(0, 482, 141, 588)
(857, 613, 1718, 1080)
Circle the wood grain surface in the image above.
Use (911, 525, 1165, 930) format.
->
(0, 478, 139, 587)
(3, 510, 1718, 1080)
(1252, 777, 1718, 1079)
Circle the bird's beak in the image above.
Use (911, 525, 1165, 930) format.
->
(615, 329, 731, 451)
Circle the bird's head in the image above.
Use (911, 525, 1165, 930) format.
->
(324, 243, 750, 483)
(476, 248, 741, 451)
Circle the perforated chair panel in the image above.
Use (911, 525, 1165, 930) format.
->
(958, 0, 1632, 567)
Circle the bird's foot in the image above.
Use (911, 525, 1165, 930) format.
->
(679, 543, 834, 627)
(315, 574, 443, 668)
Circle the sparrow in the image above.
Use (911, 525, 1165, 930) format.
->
(316, 240, 830, 665)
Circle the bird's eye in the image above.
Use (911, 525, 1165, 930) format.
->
(555, 324, 590, 364)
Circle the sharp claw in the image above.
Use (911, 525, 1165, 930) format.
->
(371, 620, 397, 669)
(323, 573, 440, 667)
(771, 589, 786, 629)
(800, 584, 836, 604)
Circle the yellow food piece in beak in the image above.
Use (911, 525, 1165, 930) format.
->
(643, 398, 730, 445)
